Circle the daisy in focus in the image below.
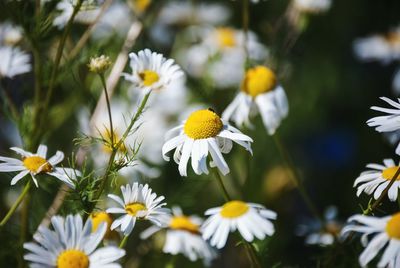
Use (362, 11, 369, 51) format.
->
(123, 49, 184, 93)
(140, 206, 216, 264)
(341, 213, 400, 268)
(354, 159, 400, 201)
(223, 66, 288, 135)
(162, 108, 253, 176)
(24, 214, 125, 267)
(106, 183, 170, 235)
(202, 200, 277, 249)
(367, 97, 400, 154)
(0, 144, 81, 188)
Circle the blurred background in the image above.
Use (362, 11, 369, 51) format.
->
(1, 0, 400, 267)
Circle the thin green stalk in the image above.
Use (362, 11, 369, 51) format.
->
(244, 242, 262, 268)
(272, 133, 323, 223)
(99, 74, 114, 150)
(211, 168, 231, 201)
(242, 0, 249, 63)
(0, 181, 31, 227)
(119, 235, 129, 248)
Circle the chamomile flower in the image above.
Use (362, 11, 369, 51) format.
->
(123, 49, 184, 93)
(341, 213, 400, 268)
(24, 214, 125, 267)
(0, 46, 31, 78)
(162, 109, 253, 176)
(90, 211, 116, 240)
(202, 200, 277, 249)
(0, 22, 22, 46)
(0, 144, 81, 188)
(222, 66, 289, 135)
(367, 97, 400, 154)
(140, 206, 216, 264)
(106, 183, 170, 235)
(53, 0, 100, 29)
(354, 159, 400, 201)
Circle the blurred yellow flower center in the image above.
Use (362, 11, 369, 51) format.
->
(242, 66, 277, 98)
(125, 202, 147, 216)
(386, 213, 400, 239)
(57, 250, 89, 268)
(216, 28, 236, 48)
(385, 32, 400, 46)
(23, 156, 52, 173)
(169, 216, 199, 233)
(184, 109, 223, 140)
(220, 200, 249, 218)
(139, 70, 159, 86)
(133, 0, 151, 13)
(90, 212, 113, 238)
(381, 166, 400, 180)
(102, 130, 127, 154)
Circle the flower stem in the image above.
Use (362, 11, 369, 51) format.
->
(99, 74, 114, 151)
(244, 242, 262, 268)
(364, 166, 400, 215)
(119, 235, 129, 248)
(211, 168, 231, 201)
(272, 132, 323, 223)
(242, 0, 249, 64)
(0, 181, 31, 227)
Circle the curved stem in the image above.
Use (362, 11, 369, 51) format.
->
(99, 74, 114, 150)
(272, 132, 323, 222)
(119, 235, 129, 248)
(211, 168, 231, 201)
(0, 181, 31, 227)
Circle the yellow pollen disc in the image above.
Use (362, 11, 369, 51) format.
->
(23, 156, 52, 173)
(169, 216, 199, 233)
(183, 109, 223, 140)
(381, 166, 400, 181)
(57, 250, 89, 268)
(216, 27, 236, 48)
(139, 70, 159, 87)
(102, 130, 127, 154)
(385, 32, 400, 46)
(241, 66, 277, 98)
(220, 200, 249, 218)
(125, 202, 147, 217)
(90, 212, 113, 239)
(386, 213, 400, 239)
(134, 0, 151, 13)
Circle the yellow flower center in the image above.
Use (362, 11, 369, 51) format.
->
(125, 202, 147, 216)
(216, 28, 236, 48)
(90, 212, 113, 239)
(381, 166, 400, 181)
(169, 216, 199, 234)
(386, 213, 400, 239)
(241, 66, 277, 98)
(23, 156, 52, 173)
(101, 130, 127, 154)
(385, 32, 400, 46)
(184, 109, 223, 140)
(139, 70, 159, 87)
(220, 200, 249, 218)
(133, 0, 151, 13)
(57, 250, 89, 268)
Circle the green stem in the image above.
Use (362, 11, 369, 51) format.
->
(99, 74, 114, 150)
(119, 235, 129, 248)
(211, 168, 231, 201)
(242, 0, 249, 66)
(244, 242, 262, 268)
(272, 133, 323, 223)
(0, 181, 31, 227)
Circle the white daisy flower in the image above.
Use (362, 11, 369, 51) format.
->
(354, 27, 400, 64)
(202, 200, 277, 249)
(123, 49, 184, 93)
(341, 213, 400, 268)
(106, 183, 170, 235)
(0, 46, 31, 78)
(354, 159, 400, 201)
(294, 0, 332, 13)
(223, 65, 289, 135)
(162, 108, 253, 176)
(140, 206, 216, 264)
(24, 214, 125, 267)
(53, 0, 100, 29)
(367, 97, 400, 154)
(0, 144, 81, 188)
(0, 22, 23, 46)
